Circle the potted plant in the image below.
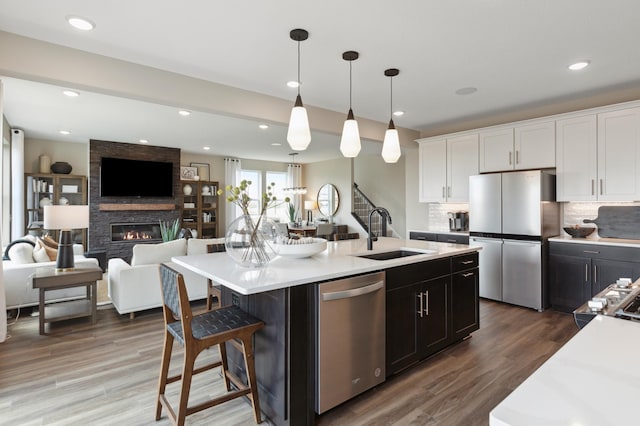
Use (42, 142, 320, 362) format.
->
(159, 218, 181, 242)
(287, 203, 298, 224)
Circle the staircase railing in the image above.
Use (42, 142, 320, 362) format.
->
(352, 183, 388, 238)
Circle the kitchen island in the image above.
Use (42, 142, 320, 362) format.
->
(173, 237, 480, 425)
(490, 314, 640, 425)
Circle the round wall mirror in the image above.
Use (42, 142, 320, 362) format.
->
(317, 184, 340, 217)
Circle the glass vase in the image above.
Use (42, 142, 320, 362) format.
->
(225, 214, 281, 268)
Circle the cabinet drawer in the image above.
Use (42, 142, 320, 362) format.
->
(549, 242, 640, 263)
(452, 252, 479, 272)
(409, 231, 437, 241)
(386, 259, 450, 291)
(436, 234, 469, 245)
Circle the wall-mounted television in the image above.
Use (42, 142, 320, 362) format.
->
(100, 157, 174, 197)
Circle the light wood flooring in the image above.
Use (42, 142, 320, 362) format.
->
(0, 300, 578, 425)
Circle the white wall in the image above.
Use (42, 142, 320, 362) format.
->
(354, 153, 407, 238)
(24, 138, 88, 175)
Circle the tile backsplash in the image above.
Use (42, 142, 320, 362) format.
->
(562, 202, 640, 227)
(426, 203, 469, 232)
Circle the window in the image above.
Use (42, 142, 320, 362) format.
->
(266, 171, 288, 222)
(239, 169, 261, 216)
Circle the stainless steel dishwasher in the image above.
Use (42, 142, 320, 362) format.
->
(315, 271, 386, 414)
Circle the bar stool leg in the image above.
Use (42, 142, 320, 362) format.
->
(219, 341, 232, 391)
(241, 336, 262, 424)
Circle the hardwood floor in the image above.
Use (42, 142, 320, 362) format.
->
(0, 300, 578, 425)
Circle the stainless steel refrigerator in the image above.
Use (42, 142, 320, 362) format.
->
(469, 170, 559, 311)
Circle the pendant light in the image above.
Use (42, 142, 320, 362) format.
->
(287, 28, 311, 151)
(340, 51, 361, 157)
(381, 68, 402, 163)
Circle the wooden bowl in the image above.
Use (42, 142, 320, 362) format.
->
(563, 226, 595, 238)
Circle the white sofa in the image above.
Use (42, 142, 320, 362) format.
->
(3, 242, 99, 310)
(107, 237, 224, 318)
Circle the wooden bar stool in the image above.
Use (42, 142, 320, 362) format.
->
(205, 243, 225, 310)
(156, 264, 264, 425)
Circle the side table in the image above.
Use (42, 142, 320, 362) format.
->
(32, 265, 103, 335)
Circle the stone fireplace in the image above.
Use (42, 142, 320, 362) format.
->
(88, 140, 181, 263)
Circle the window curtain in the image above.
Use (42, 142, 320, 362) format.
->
(224, 158, 242, 228)
(287, 163, 303, 220)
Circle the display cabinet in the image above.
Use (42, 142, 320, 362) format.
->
(180, 180, 219, 238)
(24, 173, 88, 247)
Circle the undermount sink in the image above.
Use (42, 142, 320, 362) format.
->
(356, 249, 433, 261)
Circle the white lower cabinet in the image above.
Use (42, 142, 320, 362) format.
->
(418, 134, 478, 203)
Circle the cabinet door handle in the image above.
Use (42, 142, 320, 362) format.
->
(585, 264, 589, 283)
(460, 260, 474, 265)
(462, 272, 474, 278)
(594, 265, 597, 283)
(509, 151, 512, 165)
(424, 291, 429, 316)
(591, 179, 595, 196)
(583, 250, 599, 254)
(417, 292, 423, 318)
(447, 186, 451, 197)
(600, 179, 603, 195)
(442, 186, 446, 198)
(447, 239, 457, 243)
(515, 150, 519, 164)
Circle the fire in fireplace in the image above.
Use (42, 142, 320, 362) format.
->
(111, 223, 162, 242)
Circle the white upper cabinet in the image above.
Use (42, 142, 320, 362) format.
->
(479, 121, 555, 172)
(514, 121, 556, 170)
(556, 107, 640, 202)
(418, 134, 478, 203)
(597, 107, 640, 201)
(479, 128, 514, 172)
(556, 115, 598, 201)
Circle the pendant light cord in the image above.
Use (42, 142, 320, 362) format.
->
(349, 60, 353, 109)
(389, 75, 393, 118)
(297, 40, 301, 97)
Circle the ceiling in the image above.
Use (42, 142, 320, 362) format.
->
(1, 0, 640, 162)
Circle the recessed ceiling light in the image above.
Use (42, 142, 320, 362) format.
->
(393, 111, 405, 117)
(203, 146, 211, 151)
(259, 124, 269, 130)
(287, 81, 300, 88)
(568, 60, 590, 71)
(63, 90, 79, 97)
(66, 15, 95, 31)
(178, 110, 191, 116)
(271, 142, 282, 146)
(455, 87, 478, 95)
(59, 130, 70, 135)
(139, 139, 148, 144)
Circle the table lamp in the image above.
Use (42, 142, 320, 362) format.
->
(304, 200, 316, 223)
(43, 205, 89, 272)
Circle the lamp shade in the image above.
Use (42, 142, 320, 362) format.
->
(287, 95, 311, 151)
(44, 205, 89, 230)
(340, 112, 361, 157)
(304, 200, 316, 210)
(381, 127, 401, 163)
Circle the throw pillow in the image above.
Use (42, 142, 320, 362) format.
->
(2, 239, 36, 261)
(7, 242, 36, 264)
(33, 241, 51, 263)
(36, 238, 58, 261)
(41, 235, 59, 248)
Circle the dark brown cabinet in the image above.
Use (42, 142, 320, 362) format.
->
(179, 180, 219, 238)
(385, 252, 479, 377)
(549, 242, 640, 313)
(409, 231, 469, 244)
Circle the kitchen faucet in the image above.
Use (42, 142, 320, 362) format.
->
(367, 207, 392, 250)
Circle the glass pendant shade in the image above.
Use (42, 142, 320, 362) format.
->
(340, 109, 361, 157)
(287, 95, 311, 151)
(382, 120, 401, 163)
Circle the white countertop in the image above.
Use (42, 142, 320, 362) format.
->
(172, 237, 478, 295)
(550, 235, 640, 248)
(489, 315, 640, 425)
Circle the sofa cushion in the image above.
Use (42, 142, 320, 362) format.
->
(7, 242, 36, 264)
(186, 238, 226, 256)
(131, 238, 187, 266)
(33, 241, 51, 263)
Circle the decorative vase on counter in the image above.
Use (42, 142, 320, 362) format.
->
(225, 214, 281, 268)
(50, 161, 72, 174)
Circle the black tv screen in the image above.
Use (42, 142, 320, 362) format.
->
(100, 157, 174, 197)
